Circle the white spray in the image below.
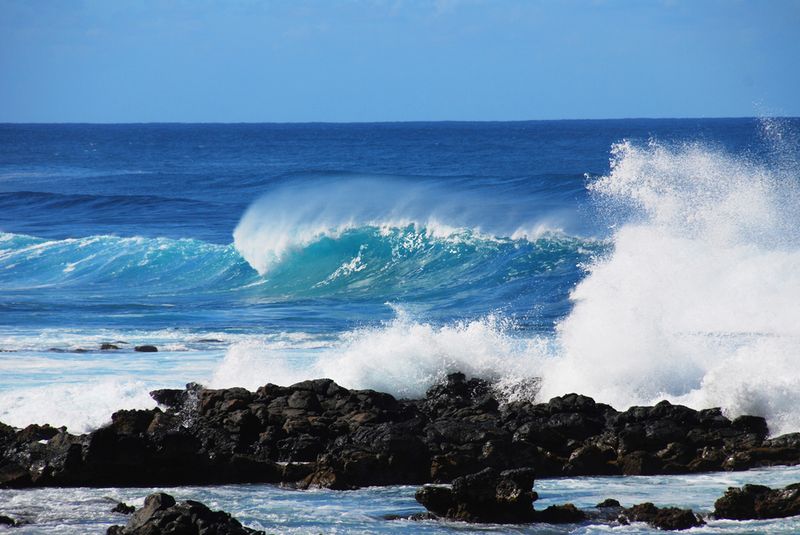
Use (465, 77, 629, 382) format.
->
(543, 138, 800, 434)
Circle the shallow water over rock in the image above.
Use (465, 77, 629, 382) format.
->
(1, 465, 799, 534)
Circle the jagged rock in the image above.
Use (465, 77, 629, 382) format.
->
(111, 502, 136, 514)
(415, 467, 538, 522)
(415, 466, 591, 525)
(619, 450, 662, 475)
(596, 498, 621, 508)
(564, 443, 618, 475)
(0, 515, 17, 526)
(106, 492, 263, 534)
(714, 482, 800, 520)
(622, 502, 705, 530)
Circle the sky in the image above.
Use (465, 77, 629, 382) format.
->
(0, 0, 798, 122)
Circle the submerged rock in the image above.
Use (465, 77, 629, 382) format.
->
(106, 492, 263, 534)
(714, 482, 800, 520)
(133, 345, 158, 352)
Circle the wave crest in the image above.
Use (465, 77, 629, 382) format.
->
(0, 226, 599, 304)
(232, 175, 577, 275)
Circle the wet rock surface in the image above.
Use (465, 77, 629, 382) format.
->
(413, 466, 704, 529)
(714, 482, 800, 520)
(1, 372, 798, 489)
(415, 467, 540, 522)
(106, 492, 263, 534)
(111, 502, 136, 514)
(620, 502, 705, 530)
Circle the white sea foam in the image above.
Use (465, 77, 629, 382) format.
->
(0, 379, 155, 433)
(542, 139, 800, 434)
(0, 330, 327, 432)
(210, 308, 547, 400)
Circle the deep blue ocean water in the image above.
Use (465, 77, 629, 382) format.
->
(1, 119, 799, 532)
(0, 120, 781, 333)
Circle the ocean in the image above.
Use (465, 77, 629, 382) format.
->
(1, 119, 799, 532)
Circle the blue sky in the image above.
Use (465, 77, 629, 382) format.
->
(1, 0, 798, 122)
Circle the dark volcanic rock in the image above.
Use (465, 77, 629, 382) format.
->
(101, 343, 120, 350)
(622, 502, 705, 530)
(714, 482, 800, 520)
(415, 466, 588, 524)
(0, 515, 17, 526)
(111, 501, 136, 514)
(596, 498, 621, 508)
(415, 467, 538, 523)
(1, 371, 799, 490)
(535, 503, 586, 523)
(133, 345, 158, 353)
(106, 492, 263, 534)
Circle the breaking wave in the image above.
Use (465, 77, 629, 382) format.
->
(0, 227, 600, 303)
(544, 137, 800, 434)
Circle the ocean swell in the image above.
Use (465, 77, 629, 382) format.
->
(0, 226, 599, 304)
(0, 233, 255, 295)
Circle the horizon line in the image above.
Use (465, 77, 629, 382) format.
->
(2, 116, 797, 126)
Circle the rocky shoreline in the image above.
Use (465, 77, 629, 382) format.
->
(3, 372, 800, 530)
(2, 372, 800, 490)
